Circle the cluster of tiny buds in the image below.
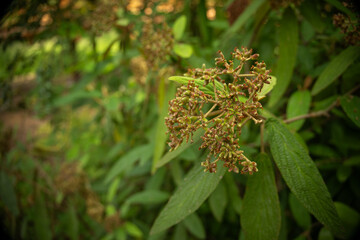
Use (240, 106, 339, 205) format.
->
(165, 47, 270, 174)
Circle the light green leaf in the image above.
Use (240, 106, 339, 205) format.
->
(312, 46, 360, 95)
(289, 193, 311, 230)
(125, 222, 143, 238)
(269, 8, 299, 107)
(340, 95, 360, 128)
(105, 144, 153, 184)
(155, 128, 204, 169)
(107, 178, 120, 203)
(150, 164, 226, 235)
(183, 213, 206, 239)
(286, 90, 312, 131)
(209, 180, 227, 222)
(241, 153, 281, 240)
(266, 118, 344, 237)
(258, 75, 277, 100)
(173, 15, 187, 40)
(173, 43, 193, 58)
(334, 202, 360, 239)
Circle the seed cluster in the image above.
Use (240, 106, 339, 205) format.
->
(165, 48, 271, 174)
(333, 13, 360, 46)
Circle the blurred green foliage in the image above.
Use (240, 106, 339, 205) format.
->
(0, 0, 360, 239)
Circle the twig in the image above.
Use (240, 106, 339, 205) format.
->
(206, 109, 223, 118)
(204, 104, 218, 118)
(260, 123, 265, 153)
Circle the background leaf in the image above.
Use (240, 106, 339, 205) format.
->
(289, 192, 311, 230)
(269, 8, 299, 106)
(340, 95, 360, 128)
(209, 180, 227, 222)
(150, 164, 226, 235)
(173, 15, 187, 40)
(311, 46, 360, 95)
(173, 43, 193, 58)
(286, 90, 312, 131)
(266, 118, 344, 237)
(183, 213, 206, 239)
(241, 153, 281, 240)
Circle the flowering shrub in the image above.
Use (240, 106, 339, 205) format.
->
(165, 47, 272, 174)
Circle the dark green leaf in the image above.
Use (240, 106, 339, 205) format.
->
(289, 193, 311, 230)
(0, 171, 19, 216)
(340, 95, 360, 128)
(286, 90, 311, 131)
(183, 213, 206, 239)
(312, 46, 360, 95)
(334, 202, 360, 238)
(241, 153, 281, 240)
(34, 193, 52, 240)
(150, 164, 226, 235)
(269, 8, 299, 106)
(318, 227, 334, 240)
(266, 118, 344, 237)
(336, 166, 352, 183)
(209, 180, 227, 222)
(224, 173, 242, 215)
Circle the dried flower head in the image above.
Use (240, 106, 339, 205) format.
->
(165, 47, 271, 174)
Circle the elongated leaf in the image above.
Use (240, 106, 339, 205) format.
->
(172, 223, 187, 240)
(241, 153, 281, 240)
(340, 95, 360, 128)
(289, 193, 311, 230)
(258, 75, 277, 100)
(334, 202, 360, 238)
(150, 164, 226, 235)
(126, 190, 170, 205)
(0, 171, 19, 216)
(286, 90, 312, 131)
(53, 90, 102, 107)
(224, 173, 242, 215)
(266, 118, 344, 237)
(312, 46, 360, 95)
(105, 144, 152, 184)
(155, 128, 204, 169)
(173, 15, 187, 40)
(35, 193, 52, 240)
(209, 180, 227, 222)
(183, 213, 206, 239)
(173, 43, 193, 58)
(269, 8, 299, 107)
(169, 76, 225, 97)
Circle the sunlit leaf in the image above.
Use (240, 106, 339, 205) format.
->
(150, 164, 226, 235)
(258, 75, 277, 100)
(173, 43, 193, 58)
(241, 153, 281, 240)
(312, 46, 360, 95)
(173, 15, 187, 40)
(266, 118, 344, 237)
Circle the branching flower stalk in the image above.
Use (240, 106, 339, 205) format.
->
(165, 47, 271, 174)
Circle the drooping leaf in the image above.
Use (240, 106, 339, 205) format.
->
(289, 193, 311, 230)
(269, 8, 299, 106)
(183, 213, 206, 239)
(172, 15, 187, 40)
(150, 164, 226, 235)
(173, 43, 193, 58)
(286, 90, 312, 131)
(105, 144, 153, 184)
(340, 95, 360, 128)
(258, 75, 277, 100)
(241, 153, 281, 240)
(155, 128, 204, 169)
(312, 46, 360, 95)
(209, 180, 227, 222)
(266, 118, 344, 237)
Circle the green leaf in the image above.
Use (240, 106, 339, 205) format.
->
(286, 90, 312, 131)
(172, 223, 187, 240)
(169, 76, 225, 97)
(269, 8, 299, 107)
(53, 90, 102, 107)
(125, 222, 143, 238)
(107, 178, 121, 203)
(209, 180, 227, 222)
(266, 118, 344, 237)
(224, 173, 242, 215)
(258, 75, 277, 100)
(152, 84, 176, 173)
(155, 128, 204, 169)
(34, 193, 52, 240)
(318, 227, 334, 240)
(312, 46, 360, 95)
(125, 190, 170, 205)
(340, 95, 360, 128)
(150, 164, 226, 235)
(334, 202, 360, 238)
(336, 165, 352, 183)
(173, 43, 193, 58)
(183, 213, 206, 239)
(66, 203, 79, 240)
(289, 193, 311, 230)
(173, 15, 187, 40)
(105, 144, 153, 184)
(0, 171, 19, 216)
(241, 153, 281, 240)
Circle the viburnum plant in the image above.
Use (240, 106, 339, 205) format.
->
(165, 47, 276, 174)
